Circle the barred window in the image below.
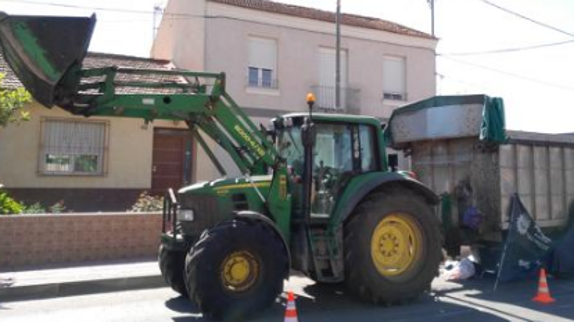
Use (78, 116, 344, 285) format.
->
(247, 37, 278, 89)
(40, 119, 108, 175)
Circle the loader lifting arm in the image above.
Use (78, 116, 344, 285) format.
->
(0, 12, 280, 176)
(68, 67, 279, 176)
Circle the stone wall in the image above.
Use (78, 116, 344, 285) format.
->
(0, 212, 162, 271)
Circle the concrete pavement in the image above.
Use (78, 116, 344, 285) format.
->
(3, 259, 574, 322)
(0, 259, 164, 302)
(2, 274, 574, 322)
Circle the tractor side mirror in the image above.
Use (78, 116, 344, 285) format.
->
(301, 118, 315, 147)
(260, 123, 276, 144)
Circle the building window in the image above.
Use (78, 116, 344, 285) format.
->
(383, 55, 406, 101)
(248, 37, 278, 89)
(40, 119, 107, 175)
(316, 47, 348, 110)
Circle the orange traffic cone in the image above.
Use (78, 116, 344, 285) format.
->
(284, 291, 299, 322)
(532, 268, 555, 304)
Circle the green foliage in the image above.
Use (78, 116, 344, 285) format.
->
(0, 186, 66, 214)
(129, 191, 163, 212)
(22, 202, 46, 214)
(0, 73, 32, 127)
(49, 200, 66, 214)
(0, 190, 24, 214)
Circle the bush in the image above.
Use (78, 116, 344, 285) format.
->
(0, 190, 24, 214)
(49, 200, 66, 213)
(129, 191, 163, 212)
(22, 202, 46, 214)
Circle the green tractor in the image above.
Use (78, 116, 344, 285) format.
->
(0, 13, 443, 320)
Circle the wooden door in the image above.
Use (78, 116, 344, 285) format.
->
(151, 129, 192, 195)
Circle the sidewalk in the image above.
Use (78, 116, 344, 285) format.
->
(0, 259, 164, 302)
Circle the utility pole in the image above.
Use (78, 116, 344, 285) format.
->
(428, 0, 435, 37)
(153, 4, 163, 40)
(335, 0, 341, 111)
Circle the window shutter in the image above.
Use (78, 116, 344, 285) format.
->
(319, 48, 347, 87)
(249, 37, 276, 70)
(41, 120, 107, 174)
(44, 121, 105, 155)
(383, 56, 406, 94)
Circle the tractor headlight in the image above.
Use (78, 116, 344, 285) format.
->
(177, 209, 195, 221)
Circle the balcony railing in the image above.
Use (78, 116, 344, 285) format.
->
(246, 77, 279, 90)
(383, 91, 407, 101)
(311, 85, 361, 114)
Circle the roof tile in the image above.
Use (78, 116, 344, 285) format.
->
(209, 0, 434, 39)
(0, 52, 182, 95)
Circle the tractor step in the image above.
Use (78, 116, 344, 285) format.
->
(309, 227, 344, 283)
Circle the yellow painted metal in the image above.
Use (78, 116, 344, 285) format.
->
(370, 213, 422, 277)
(213, 182, 270, 192)
(220, 251, 259, 292)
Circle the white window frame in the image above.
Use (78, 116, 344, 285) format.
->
(383, 55, 407, 101)
(247, 36, 278, 89)
(39, 118, 109, 176)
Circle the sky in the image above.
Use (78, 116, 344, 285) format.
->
(1, 0, 573, 133)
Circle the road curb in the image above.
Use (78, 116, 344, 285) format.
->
(0, 275, 165, 302)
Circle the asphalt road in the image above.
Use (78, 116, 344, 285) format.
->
(2, 274, 574, 322)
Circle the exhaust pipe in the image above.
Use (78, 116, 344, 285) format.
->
(0, 12, 96, 107)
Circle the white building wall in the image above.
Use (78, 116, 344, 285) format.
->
(198, 2, 436, 119)
(153, 0, 437, 179)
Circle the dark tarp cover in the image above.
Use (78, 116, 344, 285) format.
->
(384, 95, 508, 145)
(480, 96, 507, 143)
(551, 218, 574, 276)
(497, 194, 552, 283)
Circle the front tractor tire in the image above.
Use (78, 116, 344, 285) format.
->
(185, 219, 289, 321)
(158, 244, 188, 297)
(344, 189, 442, 304)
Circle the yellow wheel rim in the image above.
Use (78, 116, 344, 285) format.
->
(220, 251, 259, 292)
(371, 213, 422, 277)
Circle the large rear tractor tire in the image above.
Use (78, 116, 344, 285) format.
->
(344, 189, 442, 304)
(158, 244, 188, 297)
(185, 219, 289, 321)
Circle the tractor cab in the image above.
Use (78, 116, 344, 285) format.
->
(273, 113, 386, 219)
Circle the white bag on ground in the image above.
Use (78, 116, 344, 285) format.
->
(444, 258, 476, 280)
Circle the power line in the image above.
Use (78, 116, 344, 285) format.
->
(436, 72, 489, 92)
(479, 0, 574, 38)
(440, 39, 574, 56)
(0, 0, 156, 15)
(438, 55, 574, 92)
(0, 0, 202, 18)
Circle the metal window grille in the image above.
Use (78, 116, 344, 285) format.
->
(246, 67, 278, 89)
(311, 85, 361, 113)
(40, 119, 107, 175)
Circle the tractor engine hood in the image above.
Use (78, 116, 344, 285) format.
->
(0, 12, 95, 107)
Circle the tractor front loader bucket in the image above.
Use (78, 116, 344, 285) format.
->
(0, 12, 95, 107)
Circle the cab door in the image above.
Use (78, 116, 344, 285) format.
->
(311, 123, 378, 218)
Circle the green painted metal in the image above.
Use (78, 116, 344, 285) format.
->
(266, 166, 292, 242)
(0, 12, 95, 107)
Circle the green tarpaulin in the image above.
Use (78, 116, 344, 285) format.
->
(480, 96, 508, 143)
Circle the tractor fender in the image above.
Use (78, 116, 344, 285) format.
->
(233, 210, 291, 278)
(335, 172, 438, 225)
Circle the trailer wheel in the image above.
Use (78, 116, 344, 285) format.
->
(158, 244, 188, 297)
(344, 189, 442, 304)
(185, 219, 288, 320)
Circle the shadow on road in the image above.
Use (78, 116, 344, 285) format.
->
(165, 281, 512, 322)
(457, 274, 574, 321)
(164, 295, 199, 314)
